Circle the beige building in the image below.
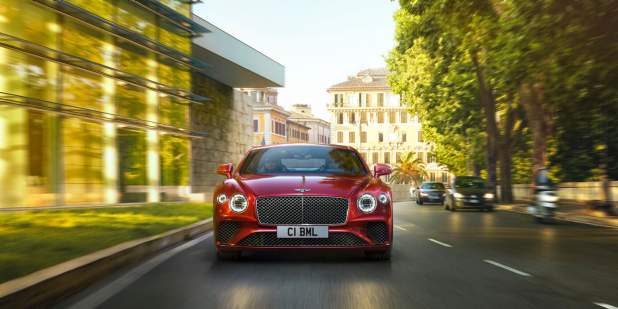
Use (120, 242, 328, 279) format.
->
(327, 68, 449, 183)
(289, 104, 331, 144)
(244, 88, 310, 145)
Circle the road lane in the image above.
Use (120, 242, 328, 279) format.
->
(60, 201, 618, 309)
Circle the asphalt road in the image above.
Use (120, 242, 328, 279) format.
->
(61, 201, 618, 309)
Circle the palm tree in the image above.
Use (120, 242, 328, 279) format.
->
(390, 152, 427, 188)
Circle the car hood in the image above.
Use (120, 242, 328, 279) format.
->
(236, 175, 371, 197)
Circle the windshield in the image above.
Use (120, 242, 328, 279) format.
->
(421, 183, 445, 190)
(239, 146, 367, 176)
(455, 177, 486, 189)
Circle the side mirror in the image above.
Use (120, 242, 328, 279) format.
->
(373, 164, 392, 178)
(216, 163, 233, 179)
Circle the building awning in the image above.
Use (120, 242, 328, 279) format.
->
(192, 15, 285, 88)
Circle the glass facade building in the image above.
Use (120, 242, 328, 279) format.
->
(0, 0, 208, 207)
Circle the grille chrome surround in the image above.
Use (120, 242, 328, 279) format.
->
(256, 196, 349, 225)
(238, 232, 367, 247)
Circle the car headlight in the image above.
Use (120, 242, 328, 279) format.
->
(484, 193, 494, 200)
(216, 193, 227, 204)
(378, 193, 389, 204)
(357, 193, 377, 213)
(420, 192, 428, 197)
(454, 192, 464, 199)
(229, 194, 248, 213)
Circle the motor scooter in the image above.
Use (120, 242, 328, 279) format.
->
(528, 169, 559, 223)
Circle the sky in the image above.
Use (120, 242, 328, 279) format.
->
(194, 0, 399, 120)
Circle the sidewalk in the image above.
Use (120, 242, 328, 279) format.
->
(498, 201, 618, 228)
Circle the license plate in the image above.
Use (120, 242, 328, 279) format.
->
(276, 226, 328, 238)
(470, 199, 479, 203)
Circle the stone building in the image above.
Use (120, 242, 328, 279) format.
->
(288, 104, 331, 145)
(0, 1, 283, 207)
(327, 68, 449, 183)
(245, 88, 310, 145)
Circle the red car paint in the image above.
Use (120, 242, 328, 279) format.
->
(212, 144, 393, 254)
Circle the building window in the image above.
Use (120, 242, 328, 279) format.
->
(372, 152, 379, 164)
(378, 132, 384, 142)
(384, 152, 390, 164)
(401, 112, 408, 123)
(361, 152, 367, 160)
(337, 113, 344, 124)
(337, 131, 343, 143)
(402, 132, 407, 142)
(418, 131, 424, 142)
(349, 112, 356, 124)
(274, 121, 286, 136)
(377, 112, 384, 123)
(396, 152, 402, 163)
(253, 119, 258, 132)
(349, 132, 355, 143)
(360, 112, 367, 123)
(358, 93, 362, 107)
(430, 172, 436, 182)
(389, 111, 396, 123)
(442, 172, 448, 183)
(378, 93, 384, 107)
(366, 93, 372, 106)
(360, 131, 367, 143)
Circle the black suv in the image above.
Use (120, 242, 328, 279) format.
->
(444, 176, 495, 211)
(415, 182, 446, 205)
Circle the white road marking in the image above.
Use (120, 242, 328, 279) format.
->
(595, 303, 618, 309)
(483, 259, 532, 277)
(394, 225, 407, 231)
(68, 232, 213, 309)
(428, 238, 452, 248)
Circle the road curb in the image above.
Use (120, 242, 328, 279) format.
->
(0, 218, 213, 309)
(497, 205, 618, 229)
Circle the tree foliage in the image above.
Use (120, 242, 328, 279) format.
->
(388, 0, 618, 201)
(390, 152, 428, 187)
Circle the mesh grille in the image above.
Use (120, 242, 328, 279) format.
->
(366, 222, 388, 244)
(256, 196, 348, 225)
(217, 221, 240, 243)
(238, 232, 367, 247)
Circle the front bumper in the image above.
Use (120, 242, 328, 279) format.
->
(454, 199, 493, 209)
(215, 218, 392, 251)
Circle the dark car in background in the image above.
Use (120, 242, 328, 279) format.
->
(444, 176, 495, 211)
(415, 182, 446, 205)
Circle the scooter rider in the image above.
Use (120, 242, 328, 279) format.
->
(532, 168, 559, 222)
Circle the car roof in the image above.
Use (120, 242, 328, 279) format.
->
(249, 143, 355, 151)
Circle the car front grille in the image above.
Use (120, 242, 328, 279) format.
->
(256, 196, 348, 225)
(217, 221, 240, 244)
(366, 222, 388, 244)
(237, 232, 367, 247)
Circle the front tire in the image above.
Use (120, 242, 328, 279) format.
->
(365, 248, 391, 261)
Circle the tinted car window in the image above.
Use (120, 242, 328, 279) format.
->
(454, 177, 486, 189)
(421, 183, 445, 190)
(239, 146, 367, 176)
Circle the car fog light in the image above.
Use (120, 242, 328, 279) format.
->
(454, 192, 464, 199)
(379, 193, 389, 204)
(229, 194, 248, 213)
(357, 193, 377, 213)
(216, 194, 227, 204)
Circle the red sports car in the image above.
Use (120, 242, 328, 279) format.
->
(213, 144, 393, 260)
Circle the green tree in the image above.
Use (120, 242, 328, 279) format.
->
(390, 152, 427, 187)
